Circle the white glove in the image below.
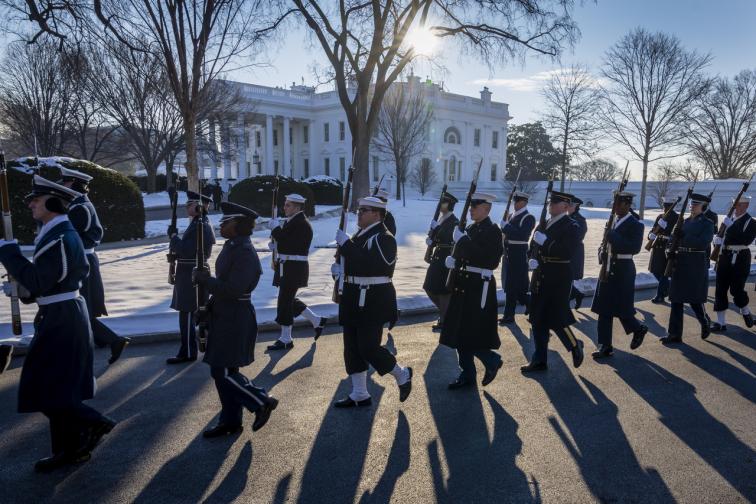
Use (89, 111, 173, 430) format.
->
(1, 282, 11, 296)
(267, 241, 276, 251)
(533, 231, 547, 246)
(723, 215, 734, 227)
(0, 239, 18, 248)
(528, 258, 538, 270)
(452, 227, 466, 243)
(713, 236, 723, 246)
(335, 229, 349, 246)
(268, 217, 281, 230)
(2, 281, 29, 298)
(429, 219, 439, 230)
(444, 256, 456, 269)
(330, 262, 342, 277)
(658, 218, 668, 230)
(425, 237, 433, 247)
(648, 232, 657, 241)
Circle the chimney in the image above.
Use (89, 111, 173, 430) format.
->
(480, 86, 492, 105)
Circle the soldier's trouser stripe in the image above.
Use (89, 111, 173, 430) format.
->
(564, 326, 577, 347)
(225, 373, 265, 406)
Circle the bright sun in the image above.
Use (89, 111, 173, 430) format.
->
(406, 26, 439, 57)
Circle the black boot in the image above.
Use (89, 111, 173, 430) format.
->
(109, 337, 130, 365)
(203, 423, 243, 438)
(252, 397, 279, 432)
(592, 344, 614, 359)
(574, 291, 584, 310)
(314, 317, 328, 340)
(398, 367, 413, 402)
(266, 340, 293, 351)
(744, 312, 754, 328)
(710, 322, 727, 333)
(630, 325, 648, 350)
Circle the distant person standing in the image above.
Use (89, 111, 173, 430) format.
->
(647, 198, 679, 304)
(567, 197, 588, 309)
(212, 184, 223, 211)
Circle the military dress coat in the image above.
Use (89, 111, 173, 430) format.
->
(440, 217, 503, 351)
(337, 222, 398, 327)
(648, 210, 679, 276)
(0, 218, 94, 413)
(591, 214, 644, 318)
(422, 213, 458, 295)
(668, 214, 715, 304)
(69, 195, 107, 317)
(170, 216, 215, 312)
(501, 209, 535, 297)
(271, 211, 311, 289)
(383, 211, 397, 236)
(528, 214, 580, 330)
(570, 210, 588, 280)
(203, 235, 262, 368)
(715, 212, 756, 290)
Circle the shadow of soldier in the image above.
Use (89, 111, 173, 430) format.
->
(357, 411, 411, 503)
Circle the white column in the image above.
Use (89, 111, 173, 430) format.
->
(221, 121, 232, 188)
(237, 114, 247, 179)
(308, 119, 316, 175)
(209, 119, 218, 181)
(483, 125, 491, 182)
(265, 114, 274, 175)
(464, 121, 472, 181)
(283, 117, 291, 177)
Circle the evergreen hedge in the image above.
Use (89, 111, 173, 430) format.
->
(304, 175, 343, 205)
(228, 176, 316, 217)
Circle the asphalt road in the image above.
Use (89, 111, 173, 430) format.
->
(1, 287, 755, 503)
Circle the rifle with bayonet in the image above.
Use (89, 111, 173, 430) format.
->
(424, 183, 448, 264)
(194, 181, 210, 352)
(332, 166, 355, 303)
(166, 186, 179, 285)
(644, 196, 681, 251)
(0, 152, 22, 335)
(527, 177, 554, 296)
(597, 162, 630, 282)
(270, 175, 280, 270)
(663, 174, 699, 278)
(710, 174, 753, 263)
(501, 167, 523, 262)
(445, 159, 484, 291)
(372, 173, 387, 197)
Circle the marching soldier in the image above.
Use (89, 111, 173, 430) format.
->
(166, 191, 216, 364)
(568, 197, 588, 309)
(441, 193, 504, 389)
(58, 168, 130, 364)
(662, 193, 715, 344)
(332, 196, 412, 407)
(423, 193, 459, 331)
(193, 202, 278, 437)
(521, 191, 585, 373)
(0, 176, 115, 472)
(498, 191, 535, 324)
(267, 194, 327, 351)
(591, 192, 648, 358)
(711, 196, 756, 332)
(648, 197, 679, 303)
(375, 189, 397, 235)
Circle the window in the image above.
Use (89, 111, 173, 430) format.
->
(303, 125, 309, 144)
(246, 161, 251, 176)
(444, 126, 461, 144)
(490, 163, 497, 182)
(422, 158, 431, 172)
(244, 132, 250, 149)
(289, 127, 293, 144)
(492, 131, 499, 149)
(324, 123, 330, 142)
(274, 160, 279, 174)
(474, 129, 481, 147)
(447, 156, 457, 181)
(324, 157, 330, 176)
(304, 159, 310, 178)
(443, 160, 448, 182)
(339, 121, 345, 141)
(372, 156, 379, 181)
(273, 129, 278, 146)
(339, 157, 346, 180)
(255, 131, 261, 148)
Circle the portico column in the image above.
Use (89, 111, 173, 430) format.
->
(237, 114, 247, 179)
(283, 116, 291, 177)
(265, 114, 274, 175)
(209, 119, 218, 181)
(221, 120, 232, 188)
(308, 119, 316, 175)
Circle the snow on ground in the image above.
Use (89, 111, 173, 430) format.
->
(142, 191, 188, 209)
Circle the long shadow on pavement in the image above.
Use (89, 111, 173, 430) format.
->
(357, 411, 411, 503)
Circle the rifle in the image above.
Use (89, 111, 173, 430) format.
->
(372, 173, 387, 196)
(270, 175, 280, 270)
(0, 152, 22, 335)
(527, 178, 554, 296)
(424, 184, 448, 264)
(597, 162, 630, 282)
(644, 196, 681, 251)
(502, 167, 523, 222)
(711, 174, 753, 263)
(166, 187, 179, 285)
(332, 166, 355, 303)
(194, 181, 210, 352)
(445, 159, 484, 291)
(663, 174, 699, 278)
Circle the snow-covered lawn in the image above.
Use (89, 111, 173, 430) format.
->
(142, 191, 188, 209)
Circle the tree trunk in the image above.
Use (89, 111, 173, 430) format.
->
(639, 154, 649, 219)
(351, 130, 371, 210)
(396, 168, 401, 201)
(559, 131, 568, 192)
(402, 181, 406, 207)
(184, 114, 199, 192)
(147, 166, 157, 193)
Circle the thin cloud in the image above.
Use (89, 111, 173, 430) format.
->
(471, 69, 604, 92)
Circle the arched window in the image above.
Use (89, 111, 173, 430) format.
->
(444, 126, 461, 144)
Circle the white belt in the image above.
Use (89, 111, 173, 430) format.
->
(462, 266, 494, 309)
(614, 254, 634, 260)
(506, 240, 529, 245)
(84, 248, 95, 255)
(37, 291, 79, 306)
(725, 245, 749, 251)
(345, 276, 392, 308)
(277, 253, 309, 276)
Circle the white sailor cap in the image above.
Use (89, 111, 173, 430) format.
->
(285, 193, 306, 204)
(375, 189, 390, 200)
(58, 166, 93, 183)
(662, 196, 678, 204)
(470, 192, 497, 204)
(513, 191, 530, 200)
(735, 195, 751, 203)
(25, 175, 82, 202)
(358, 196, 387, 209)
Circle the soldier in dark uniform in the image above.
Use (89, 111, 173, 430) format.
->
(166, 191, 216, 364)
(423, 193, 459, 332)
(567, 197, 588, 309)
(58, 167, 130, 364)
(521, 191, 585, 373)
(375, 189, 397, 236)
(332, 196, 412, 407)
(498, 191, 535, 324)
(711, 196, 756, 332)
(193, 202, 278, 436)
(647, 197, 679, 303)
(0, 343, 11, 373)
(662, 193, 716, 344)
(441, 192, 504, 389)
(591, 192, 648, 358)
(0, 176, 115, 472)
(267, 194, 327, 351)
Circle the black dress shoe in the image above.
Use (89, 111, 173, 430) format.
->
(253, 396, 278, 432)
(660, 334, 682, 345)
(520, 361, 548, 373)
(34, 451, 91, 473)
(572, 340, 584, 368)
(166, 356, 197, 364)
(592, 344, 614, 359)
(0, 344, 12, 374)
(744, 313, 754, 328)
(482, 359, 503, 386)
(334, 396, 372, 408)
(83, 417, 117, 452)
(108, 337, 130, 365)
(203, 423, 243, 438)
(701, 320, 711, 340)
(266, 340, 293, 351)
(498, 316, 515, 326)
(630, 325, 648, 350)
(314, 317, 328, 340)
(651, 296, 666, 304)
(398, 367, 413, 402)
(447, 377, 474, 390)
(574, 291, 585, 310)
(710, 322, 727, 333)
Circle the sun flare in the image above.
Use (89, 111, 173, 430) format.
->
(406, 26, 439, 56)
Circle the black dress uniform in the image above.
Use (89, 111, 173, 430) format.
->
(168, 192, 215, 361)
(441, 210, 504, 386)
(500, 204, 535, 321)
(590, 204, 648, 355)
(0, 176, 114, 472)
(197, 202, 277, 436)
(383, 211, 397, 236)
(568, 204, 588, 307)
(712, 210, 756, 329)
(423, 205, 458, 329)
(648, 202, 679, 302)
(665, 199, 715, 343)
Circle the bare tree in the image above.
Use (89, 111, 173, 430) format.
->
(409, 158, 437, 197)
(568, 158, 619, 182)
(651, 162, 676, 207)
(541, 64, 602, 191)
(601, 28, 711, 217)
(371, 81, 433, 201)
(684, 70, 756, 180)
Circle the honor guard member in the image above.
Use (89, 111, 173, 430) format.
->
(711, 196, 756, 331)
(374, 189, 397, 236)
(194, 202, 278, 437)
(662, 193, 715, 344)
(442, 192, 504, 389)
(590, 192, 648, 358)
(648, 197, 679, 303)
(422, 192, 459, 331)
(332, 196, 412, 407)
(58, 168, 130, 364)
(522, 191, 585, 373)
(267, 194, 327, 350)
(0, 176, 116, 472)
(498, 191, 535, 324)
(166, 190, 216, 364)
(567, 197, 588, 309)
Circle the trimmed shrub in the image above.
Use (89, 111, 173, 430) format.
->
(303, 175, 343, 205)
(228, 175, 316, 217)
(5, 157, 145, 244)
